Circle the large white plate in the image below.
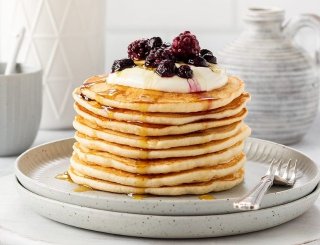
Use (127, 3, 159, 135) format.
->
(15, 137, 320, 215)
(16, 178, 320, 238)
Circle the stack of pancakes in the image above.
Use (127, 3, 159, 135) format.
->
(68, 75, 251, 195)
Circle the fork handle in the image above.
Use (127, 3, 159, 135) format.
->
(233, 176, 273, 210)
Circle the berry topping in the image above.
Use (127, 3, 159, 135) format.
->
(177, 65, 193, 79)
(171, 31, 200, 60)
(147, 37, 163, 50)
(128, 39, 150, 60)
(200, 49, 217, 64)
(203, 54, 217, 64)
(111, 59, 135, 72)
(200, 49, 212, 57)
(156, 60, 176, 77)
(161, 42, 171, 48)
(186, 56, 208, 67)
(118, 31, 218, 78)
(145, 47, 175, 68)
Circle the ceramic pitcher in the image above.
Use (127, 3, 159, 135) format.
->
(220, 7, 320, 144)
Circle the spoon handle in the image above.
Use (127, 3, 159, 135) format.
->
(5, 27, 25, 75)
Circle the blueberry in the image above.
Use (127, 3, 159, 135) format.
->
(156, 59, 176, 77)
(203, 54, 217, 64)
(186, 56, 208, 67)
(200, 49, 213, 57)
(177, 65, 193, 79)
(111, 59, 135, 72)
(200, 49, 217, 64)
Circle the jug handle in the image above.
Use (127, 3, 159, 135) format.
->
(283, 14, 320, 67)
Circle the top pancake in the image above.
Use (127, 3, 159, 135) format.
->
(73, 87, 250, 125)
(79, 75, 245, 113)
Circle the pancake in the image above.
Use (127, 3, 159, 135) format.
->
(74, 103, 248, 136)
(73, 116, 243, 149)
(79, 76, 245, 113)
(73, 141, 244, 174)
(74, 124, 251, 159)
(68, 167, 245, 195)
(73, 87, 250, 125)
(70, 152, 245, 188)
(69, 33, 251, 196)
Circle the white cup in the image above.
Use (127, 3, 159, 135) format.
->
(0, 63, 42, 156)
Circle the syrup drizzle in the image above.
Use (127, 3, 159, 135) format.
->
(79, 93, 94, 102)
(198, 194, 215, 200)
(73, 185, 93, 192)
(97, 88, 121, 98)
(128, 193, 146, 200)
(102, 105, 115, 119)
(55, 172, 93, 192)
(55, 172, 73, 183)
(81, 75, 105, 88)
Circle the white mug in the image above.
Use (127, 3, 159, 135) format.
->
(0, 63, 42, 156)
(0, 0, 106, 129)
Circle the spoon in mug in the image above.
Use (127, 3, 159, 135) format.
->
(5, 27, 26, 75)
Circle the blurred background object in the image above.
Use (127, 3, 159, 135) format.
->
(0, 63, 42, 156)
(0, 0, 105, 129)
(220, 8, 320, 144)
(0, 0, 319, 130)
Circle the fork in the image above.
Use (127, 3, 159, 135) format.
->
(233, 159, 297, 211)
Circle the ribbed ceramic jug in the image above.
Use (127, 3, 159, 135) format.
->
(220, 8, 320, 144)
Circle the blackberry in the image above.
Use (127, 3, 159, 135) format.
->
(177, 65, 193, 79)
(186, 56, 208, 67)
(127, 39, 150, 60)
(171, 31, 200, 60)
(147, 37, 162, 50)
(145, 47, 175, 68)
(156, 59, 176, 77)
(111, 59, 135, 72)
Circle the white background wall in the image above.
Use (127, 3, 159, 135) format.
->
(1, 0, 320, 70)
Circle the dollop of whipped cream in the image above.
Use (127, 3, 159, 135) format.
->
(107, 64, 228, 93)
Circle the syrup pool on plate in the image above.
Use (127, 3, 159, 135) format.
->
(55, 172, 73, 183)
(198, 194, 215, 200)
(128, 193, 146, 200)
(73, 185, 93, 192)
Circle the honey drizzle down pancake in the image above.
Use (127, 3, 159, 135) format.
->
(73, 141, 244, 174)
(73, 116, 244, 149)
(74, 102, 248, 136)
(73, 88, 250, 125)
(70, 153, 246, 188)
(79, 76, 245, 113)
(74, 125, 251, 159)
(68, 167, 245, 195)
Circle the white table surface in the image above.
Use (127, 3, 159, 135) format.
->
(0, 116, 320, 245)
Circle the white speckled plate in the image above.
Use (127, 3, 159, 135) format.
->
(16, 178, 320, 238)
(15, 137, 320, 215)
